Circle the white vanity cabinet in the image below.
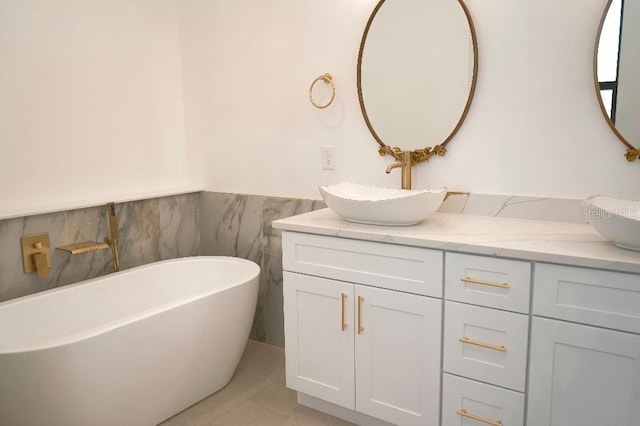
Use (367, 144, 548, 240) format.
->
(282, 232, 443, 426)
(274, 208, 640, 426)
(527, 263, 640, 426)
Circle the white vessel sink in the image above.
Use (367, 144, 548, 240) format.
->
(583, 194, 640, 251)
(319, 182, 447, 226)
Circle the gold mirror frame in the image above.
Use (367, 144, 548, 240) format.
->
(357, 0, 479, 166)
(594, 0, 640, 162)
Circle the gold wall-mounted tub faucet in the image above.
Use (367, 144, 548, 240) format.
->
(56, 202, 121, 272)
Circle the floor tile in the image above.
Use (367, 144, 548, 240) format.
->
(209, 399, 291, 426)
(159, 340, 354, 426)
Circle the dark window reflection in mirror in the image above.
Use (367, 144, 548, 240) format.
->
(597, 0, 622, 122)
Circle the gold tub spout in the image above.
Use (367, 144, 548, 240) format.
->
(56, 241, 109, 254)
(385, 151, 413, 189)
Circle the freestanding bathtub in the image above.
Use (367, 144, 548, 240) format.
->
(0, 256, 260, 426)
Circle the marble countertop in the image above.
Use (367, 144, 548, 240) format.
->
(272, 208, 640, 274)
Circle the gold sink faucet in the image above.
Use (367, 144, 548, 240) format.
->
(385, 151, 413, 189)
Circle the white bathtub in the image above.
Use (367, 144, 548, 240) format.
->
(0, 256, 260, 426)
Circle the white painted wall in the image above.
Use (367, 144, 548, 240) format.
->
(179, 0, 640, 201)
(0, 0, 197, 218)
(2, 0, 638, 219)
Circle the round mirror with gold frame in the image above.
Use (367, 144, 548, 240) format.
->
(357, 0, 478, 166)
(595, 0, 640, 162)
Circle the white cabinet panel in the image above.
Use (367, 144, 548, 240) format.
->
(528, 317, 640, 426)
(283, 271, 441, 426)
(533, 263, 640, 333)
(356, 285, 441, 426)
(283, 272, 355, 409)
(282, 232, 443, 297)
(443, 301, 529, 391)
(445, 252, 531, 313)
(442, 373, 525, 426)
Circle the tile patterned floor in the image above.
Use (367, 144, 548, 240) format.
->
(160, 340, 354, 426)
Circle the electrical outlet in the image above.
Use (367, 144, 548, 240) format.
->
(321, 145, 336, 170)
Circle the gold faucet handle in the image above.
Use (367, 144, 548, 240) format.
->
(32, 252, 49, 279)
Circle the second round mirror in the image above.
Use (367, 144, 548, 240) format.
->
(595, 0, 640, 161)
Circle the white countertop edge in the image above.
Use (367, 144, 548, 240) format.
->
(273, 208, 640, 275)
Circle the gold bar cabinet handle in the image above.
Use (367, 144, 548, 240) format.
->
(459, 336, 507, 352)
(357, 296, 364, 334)
(460, 276, 510, 289)
(341, 293, 348, 331)
(457, 409, 503, 426)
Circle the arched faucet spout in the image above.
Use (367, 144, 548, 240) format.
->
(385, 162, 402, 174)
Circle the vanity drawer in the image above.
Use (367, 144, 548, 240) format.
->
(443, 301, 529, 392)
(442, 373, 525, 426)
(445, 252, 531, 313)
(533, 263, 640, 334)
(282, 232, 443, 297)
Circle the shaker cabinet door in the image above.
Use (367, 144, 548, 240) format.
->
(283, 272, 355, 410)
(528, 317, 640, 426)
(355, 285, 441, 426)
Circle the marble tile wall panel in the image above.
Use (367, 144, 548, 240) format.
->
(199, 192, 264, 265)
(260, 197, 326, 347)
(116, 198, 162, 270)
(0, 193, 199, 303)
(159, 194, 200, 260)
(199, 191, 325, 347)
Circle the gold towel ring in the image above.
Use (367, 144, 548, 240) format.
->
(309, 73, 336, 109)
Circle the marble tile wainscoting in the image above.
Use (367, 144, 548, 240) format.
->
(199, 192, 326, 347)
(0, 189, 324, 350)
(0, 189, 588, 350)
(0, 193, 200, 303)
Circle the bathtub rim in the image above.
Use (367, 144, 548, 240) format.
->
(0, 256, 260, 355)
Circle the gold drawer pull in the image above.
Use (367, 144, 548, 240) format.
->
(358, 296, 364, 334)
(341, 293, 348, 331)
(461, 276, 509, 289)
(457, 409, 503, 426)
(459, 336, 507, 352)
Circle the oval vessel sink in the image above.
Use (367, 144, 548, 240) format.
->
(583, 194, 640, 251)
(319, 182, 446, 226)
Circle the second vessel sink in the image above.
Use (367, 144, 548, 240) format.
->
(319, 182, 447, 226)
(583, 194, 640, 251)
